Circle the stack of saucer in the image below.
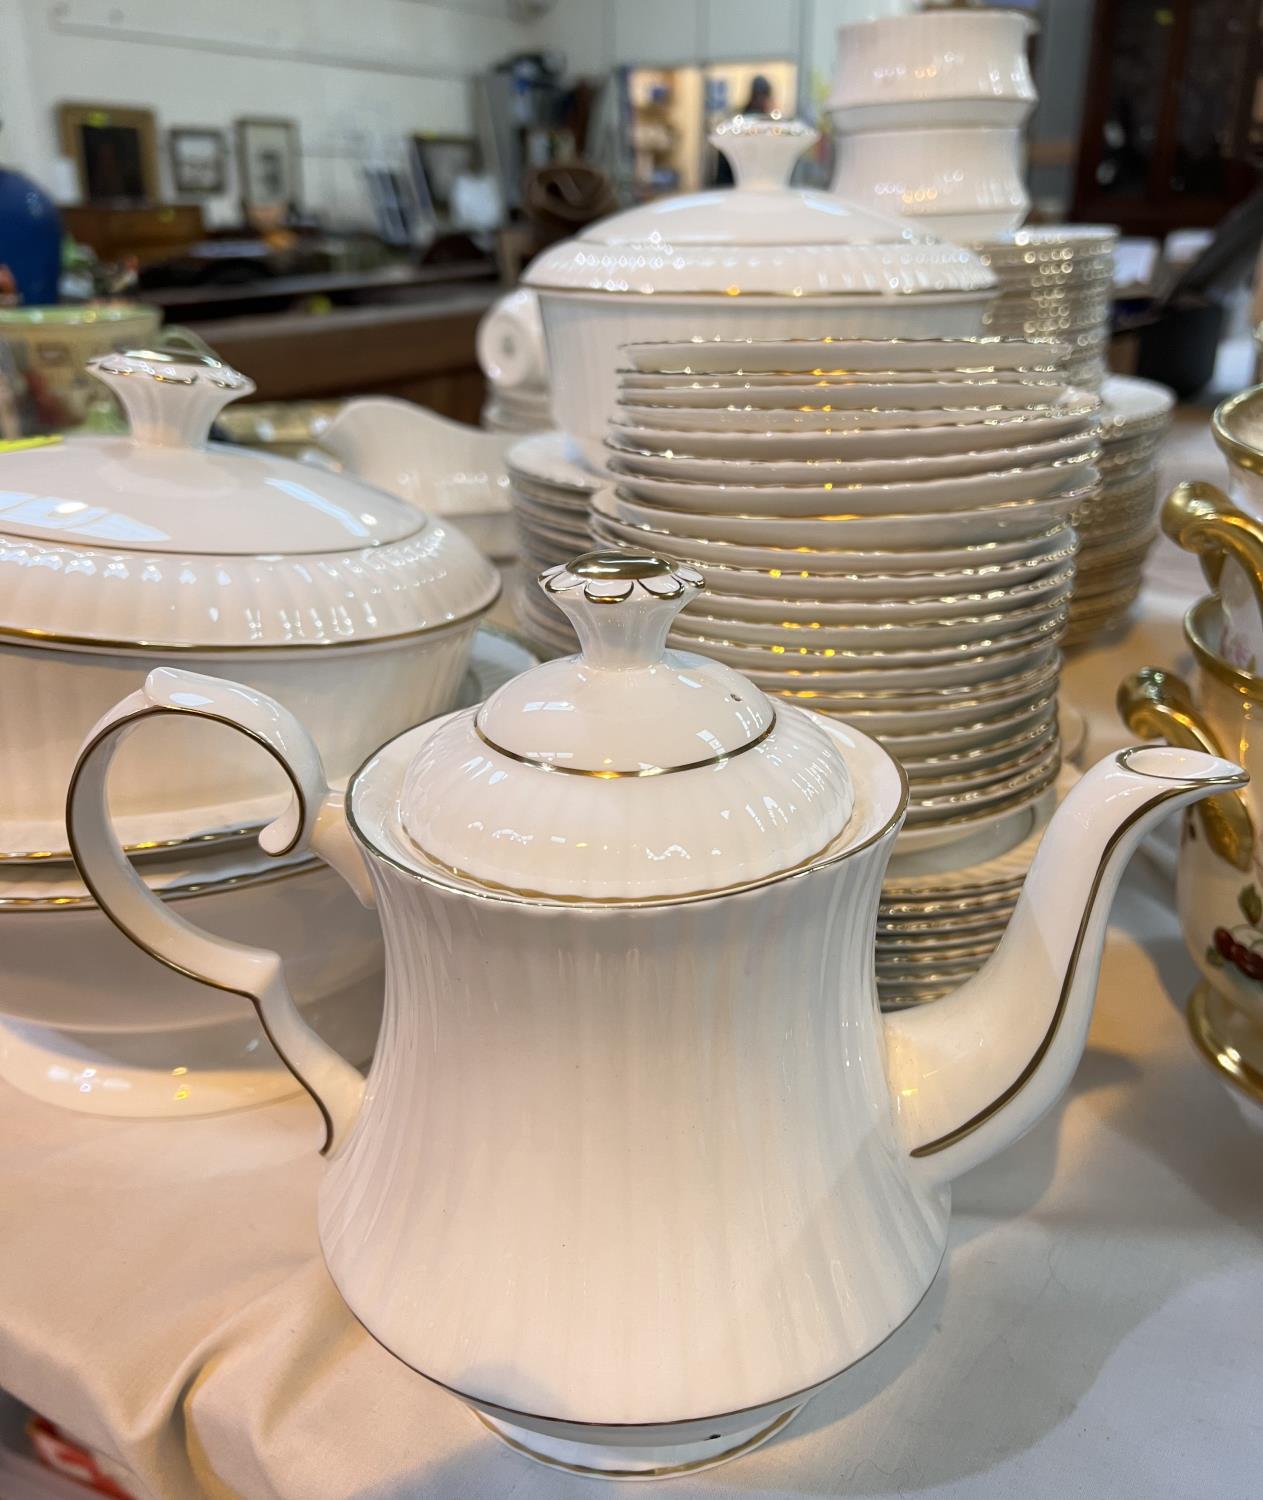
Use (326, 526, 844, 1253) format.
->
(589, 338, 1102, 857)
(506, 432, 596, 652)
(484, 383, 553, 436)
(1064, 374, 1174, 645)
(968, 228, 1118, 392)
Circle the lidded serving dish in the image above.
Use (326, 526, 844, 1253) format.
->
(523, 114, 997, 465)
(0, 348, 499, 841)
(402, 552, 856, 899)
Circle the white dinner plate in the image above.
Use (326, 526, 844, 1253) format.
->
(698, 552, 1077, 619)
(617, 369, 1065, 391)
(621, 337, 1070, 375)
(872, 694, 1057, 756)
(607, 453, 1097, 515)
(608, 402, 1100, 460)
(620, 379, 1076, 412)
(593, 485, 1087, 548)
(620, 394, 1099, 434)
(671, 609, 1065, 671)
(682, 576, 1073, 649)
(604, 430, 1100, 487)
(588, 509, 1075, 580)
(719, 639, 1060, 693)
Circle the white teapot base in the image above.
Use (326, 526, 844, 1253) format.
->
(474, 1402, 803, 1480)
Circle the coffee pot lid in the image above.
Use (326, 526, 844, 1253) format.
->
(398, 551, 856, 900)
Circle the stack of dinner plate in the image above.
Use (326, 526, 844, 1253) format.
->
(506, 431, 597, 652)
(876, 764, 1080, 1006)
(968, 228, 1118, 392)
(584, 335, 1104, 1000)
(1064, 374, 1174, 646)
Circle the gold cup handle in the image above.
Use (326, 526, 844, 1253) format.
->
(1161, 480, 1263, 609)
(1117, 667, 1255, 870)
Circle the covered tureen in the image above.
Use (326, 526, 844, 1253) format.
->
(0, 348, 498, 842)
(523, 114, 997, 464)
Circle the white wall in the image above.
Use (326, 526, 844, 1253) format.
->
(1, 0, 537, 227)
(533, 0, 913, 113)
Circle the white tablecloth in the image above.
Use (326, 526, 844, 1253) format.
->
(1, 545, 1260, 1500)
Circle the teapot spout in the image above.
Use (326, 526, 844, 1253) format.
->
(882, 747, 1246, 1186)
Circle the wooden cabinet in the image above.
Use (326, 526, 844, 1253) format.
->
(1071, 0, 1262, 233)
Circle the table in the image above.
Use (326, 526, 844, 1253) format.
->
(0, 563, 1259, 1500)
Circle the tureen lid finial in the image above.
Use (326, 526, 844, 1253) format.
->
(87, 346, 254, 448)
(708, 113, 819, 191)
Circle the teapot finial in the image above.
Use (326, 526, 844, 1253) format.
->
(540, 551, 704, 668)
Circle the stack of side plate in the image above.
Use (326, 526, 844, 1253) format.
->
(506, 432, 596, 653)
(588, 337, 1100, 852)
(877, 764, 1080, 1007)
(968, 228, 1118, 392)
(1064, 374, 1174, 646)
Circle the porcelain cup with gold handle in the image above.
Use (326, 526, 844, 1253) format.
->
(1119, 605, 1263, 1118)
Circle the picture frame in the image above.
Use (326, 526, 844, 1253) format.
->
(57, 102, 159, 204)
(169, 128, 228, 196)
(411, 134, 480, 221)
(235, 117, 301, 213)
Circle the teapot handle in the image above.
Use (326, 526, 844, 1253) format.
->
(65, 667, 370, 1154)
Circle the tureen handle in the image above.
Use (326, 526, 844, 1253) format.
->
(708, 114, 819, 191)
(66, 667, 370, 1155)
(87, 349, 255, 448)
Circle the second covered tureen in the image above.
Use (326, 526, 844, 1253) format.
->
(0, 348, 498, 845)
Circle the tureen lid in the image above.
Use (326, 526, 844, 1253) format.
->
(398, 550, 856, 899)
(523, 115, 994, 299)
(0, 349, 500, 649)
(0, 349, 420, 553)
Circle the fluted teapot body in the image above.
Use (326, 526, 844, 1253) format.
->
(66, 553, 1245, 1477)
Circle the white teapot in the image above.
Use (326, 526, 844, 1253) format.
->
(67, 552, 1243, 1478)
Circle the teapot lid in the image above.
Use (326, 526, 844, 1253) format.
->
(398, 551, 856, 899)
(523, 115, 994, 299)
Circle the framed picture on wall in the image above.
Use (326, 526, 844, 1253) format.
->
(235, 117, 301, 212)
(411, 134, 480, 221)
(58, 102, 159, 203)
(169, 128, 228, 196)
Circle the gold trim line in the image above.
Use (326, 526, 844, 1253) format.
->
(0, 583, 499, 655)
(910, 750, 1249, 1157)
(1212, 384, 1263, 477)
(1185, 597, 1263, 703)
(472, 711, 777, 778)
